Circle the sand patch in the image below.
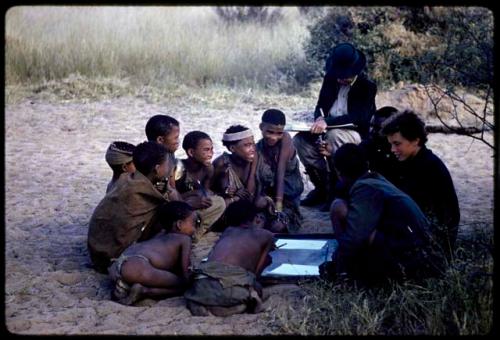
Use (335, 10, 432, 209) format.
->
(5, 91, 494, 334)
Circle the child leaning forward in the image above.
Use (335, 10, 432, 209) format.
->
(108, 201, 196, 306)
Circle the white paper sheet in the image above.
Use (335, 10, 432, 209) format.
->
(269, 263, 319, 276)
(275, 239, 327, 250)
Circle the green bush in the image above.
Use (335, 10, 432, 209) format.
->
(301, 7, 493, 90)
(213, 6, 284, 26)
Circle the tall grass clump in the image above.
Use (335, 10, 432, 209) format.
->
(270, 223, 493, 335)
(5, 6, 308, 91)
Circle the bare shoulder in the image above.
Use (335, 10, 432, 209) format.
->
(283, 131, 292, 140)
(212, 155, 225, 168)
(165, 232, 192, 245)
(251, 227, 274, 241)
(205, 163, 215, 177)
(220, 226, 239, 237)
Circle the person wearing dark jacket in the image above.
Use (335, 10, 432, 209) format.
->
(359, 106, 399, 184)
(325, 143, 444, 285)
(381, 110, 460, 257)
(293, 43, 377, 209)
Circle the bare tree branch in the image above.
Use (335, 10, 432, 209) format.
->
(423, 84, 494, 150)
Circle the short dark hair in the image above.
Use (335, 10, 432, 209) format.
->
(262, 109, 286, 125)
(157, 201, 194, 231)
(381, 110, 428, 146)
(374, 106, 398, 119)
(182, 131, 211, 152)
(225, 199, 257, 227)
(333, 143, 369, 179)
(133, 141, 168, 176)
(145, 115, 179, 141)
(222, 125, 250, 148)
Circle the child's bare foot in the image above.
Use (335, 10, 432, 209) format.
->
(117, 283, 144, 306)
(249, 288, 265, 313)
(186, 300, 211, 316)
(111, 279, 130, 301)
(208, 304, 247, 317)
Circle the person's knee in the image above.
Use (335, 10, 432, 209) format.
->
(331, 199, 348, 218)
(293, 133, 314, 154)
(211, 195, 226, 215)
(325, 130, 340, 144)
(330, 198, 348, 235)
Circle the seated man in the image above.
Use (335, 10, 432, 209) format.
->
(108, 201, 196, 305)
(184, 199, 275, 317)
(254, 109, 304, 233)
(358, 106, 399, 184)
(381, 110, 460, 257)
(104, 141, 136, 193)
(211, 125, 257, 209)
(87, 141, 172, 273)
(174, 131, 225, 240)
(145, 114, 183, 201)
(293, 43, 377, 209)
(326, 143, 444, 285)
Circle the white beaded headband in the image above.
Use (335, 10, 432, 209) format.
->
(222, 129, 253, 142)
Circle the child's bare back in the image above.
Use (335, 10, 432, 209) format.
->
(108, 201, 196, 306)
(208, 226, 274, 274)
(123, 231, 191, 273)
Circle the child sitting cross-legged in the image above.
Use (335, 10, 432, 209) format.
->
(108, 201, 197, 306)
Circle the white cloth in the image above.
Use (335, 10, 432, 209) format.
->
(329, 85, 350, 118)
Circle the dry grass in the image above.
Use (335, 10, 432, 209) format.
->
(5, 6, 308, 89)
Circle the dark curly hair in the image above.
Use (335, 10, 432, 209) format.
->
(182, 131, 211, 152)
(225, 199, 257, 227)
(381, 110, 428, 146)
(222, 125, 251, 149)
(145, 115, 179, 141)
(262, 109, 286, 125)
(133, 141, 168, 176)
(157, 201, 194, 231)
(333, 143, 369, 180)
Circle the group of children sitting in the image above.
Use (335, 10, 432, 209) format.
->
(87, 109, 301, 314)
(87, 105, 461, 313)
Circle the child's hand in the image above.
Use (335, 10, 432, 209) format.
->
(235, 188, 252, 200)
(199, 197, 213, 209)
(184, 195, 212, 209)
(317, 140, 332, 157)
(224, 186, 237, 197)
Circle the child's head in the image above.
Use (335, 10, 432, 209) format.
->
(370, 106, 398, 138)
(105, 141, 136, 176)
(259, 109, 286, 147)
(333, 143, 369, 182)
(145, 115, 180, 153)
(222, 125, 256, 162)
(182, 131, 214, 166)
(133, 141, 171, 182)
(157, 201, 196, 236)
(381, 110, 427, 161)
(225, 199, 258, 227)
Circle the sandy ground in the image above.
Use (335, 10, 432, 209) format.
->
(4, 90, 494, 335)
